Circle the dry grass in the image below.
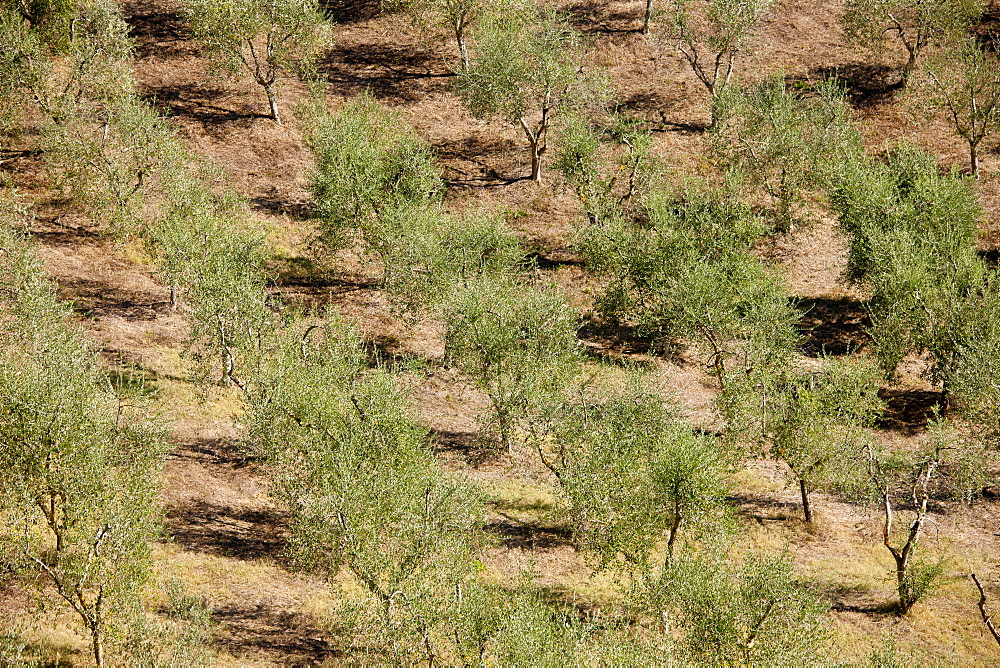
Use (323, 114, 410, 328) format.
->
(2, 0, 1000, 663)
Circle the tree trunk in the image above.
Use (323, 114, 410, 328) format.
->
(642, 0, 653, 34)
(799, 478, 812, 524)
(91, 624, 104, 667)
(456, 29, 469, 71)
(970, 139, 980, 179)
(530, 141, 542, 183)
(264, 83, 282, 125)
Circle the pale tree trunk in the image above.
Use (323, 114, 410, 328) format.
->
(455, 21, 469, 71)
(519, 115, 548, 183)
(970, 138, 980, 179)
(529, 140, 542, 182)
(643, 0, 653, 34)
(264, 82, 282, 125)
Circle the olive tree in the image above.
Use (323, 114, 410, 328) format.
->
(1, 0, 77, 47)
(459, 7, 598, 182)
(712, 77, 860, 231)
(723, 358, 882, 523)
(922, 37, 1000, 179)
(583, 185, 799, 385)
(240, 318, 482, 662)
(410, 0, 490, 70)
(662, 548, 829, 664)
(443, 276, 581, 452)
(149, 176, 271, 386)
(42, 93, 185, 232)
(552, 381, 730, 571)
(0, 207, 162, 667)
(657, 0, 775, 127)
(842, 0, 986, 86)
(830, 146, 990, 398)
(307, 93, 442, 250)
(182, 0, 331, 124)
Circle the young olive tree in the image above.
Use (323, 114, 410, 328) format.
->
(583, 185, 799, 385)
(830, 146, 991, 399)
(182, 0, 330, 124)
(842, 0, 986, 86)
(723, 358, 882, 523)
(410, 0, 490, 70)
(1, 0, 78, 49)
(371, 204, 525, 307)
(662, 548, 829, 664)
(149, 176, 271, 386)
(922, 37, 1000, 179)
(307, 93, 442, 250)
(861, 443, 942, 613)
(553, 381, 729, 571)
(443, 276, 581, 452)
(459, 8, 597, 182)
(240, 318, 482, 662)
(657, 0, 775, 127)
(42, 93, 185, 232)
(554, 111, 662, 228)
(0, 208, 162, 667)
(712, 77, 860, 231)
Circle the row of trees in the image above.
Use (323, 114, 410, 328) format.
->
(1, 0, 999, 661)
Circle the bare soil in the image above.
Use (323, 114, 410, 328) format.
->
(3, 0, 1000, 664)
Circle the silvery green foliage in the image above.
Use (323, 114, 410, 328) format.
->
(583, 183, 799, 379)
(661, 548, 830, 665)
(829, 145, 996, 388)
(182, 0, 330, 123)
(308, 93, 443, 248)
(553, 379, 730, 570)
(722, 357, 882, 522)
(240, 318, 483, 660)
(0, 198, 162, 667)
(371, 204, 525, 307)
(42, 93, 185, 233)
(459, 6, 598, 181)
(712, 77, 861, 231)
(554, 112, 661, 229)
(659, 0, 775, 126)
(842, 0, 986, 84)
(149, 174, 271, 385)
(923, 37, 1000, 178)
(443, 276, 581, 451)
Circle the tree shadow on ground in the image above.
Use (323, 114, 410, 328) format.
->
(429, 428, 500, 467)
(617, 91, 710, 133)
(484, 519, 574, 550)
(876, 387, 944, 434)
(564, 0, 644, 35)
(124, 2, 194, 60)
(435, 134, 525, 189)
(319, 0, 383, 24)
(165, 500, 289, 561)
(795, 296, 871, 356)
(802, 64, 904, 107)
(141, 83, 270, 126)
(827, 586, 900, 616)
(211, 604, 346, 664)
(319, 42, 454, 103)
(46, 273, 172, 321)
(727, 492, 806, 524)
(250, 190, 312, 219)
(576, 315, 675, 363)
